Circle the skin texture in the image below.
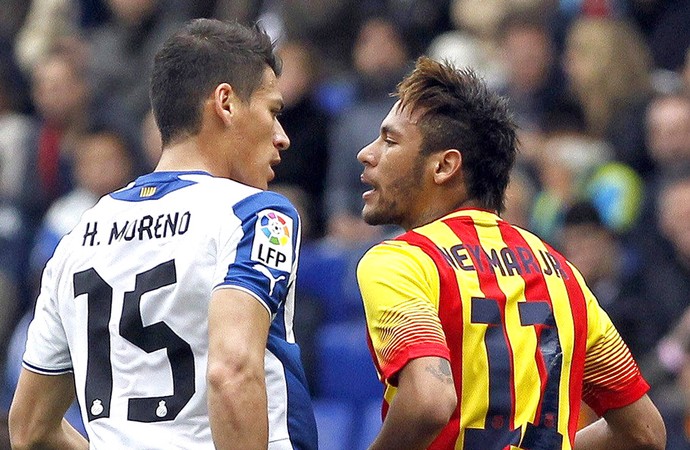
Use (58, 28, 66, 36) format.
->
(368, 357, 457, 450)
(9, 65, 289, 450)
(9, 372, 88, 450)
(207, 289, 271, 449)
(155, 67, 288, 190)
(222, 68, 288, 190)
(358, 101, 468, 232)
(574, 394, 666, 450)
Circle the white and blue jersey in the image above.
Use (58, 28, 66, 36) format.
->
(22, 171, 318, 449)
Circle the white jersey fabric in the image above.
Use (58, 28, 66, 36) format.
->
(23, 171, 318, 449)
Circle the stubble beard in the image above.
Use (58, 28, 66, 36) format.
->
(362, 158, 425, 228)
(362, 196, 406, 226)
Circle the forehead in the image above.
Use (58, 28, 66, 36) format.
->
(381, 101, 423, 133)
(250, 67, 282, 102)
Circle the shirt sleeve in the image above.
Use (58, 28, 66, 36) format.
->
(357, 241, 450, 384)
(22, 250, 73, 375)
(214, 191, 301, 315)
(581, 282, 649, 416)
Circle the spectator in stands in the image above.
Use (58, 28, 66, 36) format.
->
(13, 0, 81, 74)
(640, 173, 690, 377)
(559, 201, 654, 359)
(530, 130, 644, 243)
(645, 92, 690, 177)
(272, 0, 359, 74)
(0, 63, 33, 204)
(22, 40, 91, 237)
(85, 0, 189, 137)
(628, 0, 690, 73)
(384, 0, 452, 57)
(495, 6, 566, 134)
(634, 92, 690, 246)
(324, 15, 410, 245)
(563, 16, 654, 177)
(273, 39, 330, 240)
(642, 171, 690, 448)
(0, 54, 33, 382)
(28, 125, 135, 281)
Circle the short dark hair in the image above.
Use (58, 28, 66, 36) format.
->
(563, 201, 604, 227)
(395, 56, 518, 212)
(150, 18, 281, 146)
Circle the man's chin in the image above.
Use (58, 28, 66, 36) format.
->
(362, 208, 393, 227)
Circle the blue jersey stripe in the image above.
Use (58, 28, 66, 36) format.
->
(110, 171, 211, 202)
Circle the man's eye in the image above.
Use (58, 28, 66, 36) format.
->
(384, 139, 396, 146)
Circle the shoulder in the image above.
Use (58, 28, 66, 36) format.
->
(358, 239, 437, 279)
(232, 190, 300, 222)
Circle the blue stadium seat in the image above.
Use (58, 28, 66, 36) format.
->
(312, 399, 355, 450)
(314, 321, 382, 404)
(298, 241, 368, 322)
(353, 399, 383, 450)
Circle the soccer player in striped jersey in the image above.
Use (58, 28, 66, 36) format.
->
(9, 19, 317, 449)
(355, 56, 665, 450)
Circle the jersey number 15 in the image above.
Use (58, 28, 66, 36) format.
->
(73, 260, 195, 423)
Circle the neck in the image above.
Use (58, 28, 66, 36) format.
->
(403, 196, 484, 231)
(155, 136, 223, 176)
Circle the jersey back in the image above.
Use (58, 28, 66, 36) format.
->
(23, 171, 317, 449)
(357, 209, 649, 450)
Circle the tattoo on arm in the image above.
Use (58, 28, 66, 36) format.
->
(424, 359, 454, 385)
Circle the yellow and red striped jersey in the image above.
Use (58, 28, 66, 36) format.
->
(357, 208, 649, 450)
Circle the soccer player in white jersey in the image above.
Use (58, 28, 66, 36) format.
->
(9, 19, 317, 449)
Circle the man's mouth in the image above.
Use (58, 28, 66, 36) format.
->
(360, 174, 377, 200)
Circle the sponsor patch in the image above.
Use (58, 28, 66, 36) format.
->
(250, 210, 294, 271)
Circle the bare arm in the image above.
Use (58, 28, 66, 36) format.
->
(9, 369, 88, 450)
(368, 356, 457, 450)
(574, 394, 666, 450)
(207, 288, 271, 450)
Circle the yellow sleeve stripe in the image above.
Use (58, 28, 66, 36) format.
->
(583, 325, 641, 391)
(376, 297, 447, 364)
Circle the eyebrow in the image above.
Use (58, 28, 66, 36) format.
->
(381, 124, 401, 137)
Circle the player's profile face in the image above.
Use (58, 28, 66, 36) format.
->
(357, 101, 428, 229)
(227, 67, 289, 190)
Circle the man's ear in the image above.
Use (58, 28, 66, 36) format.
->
(212, 83, 236, 126)
(433, 149, 462, 185)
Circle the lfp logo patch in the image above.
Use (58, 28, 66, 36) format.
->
(251, 209, 294, 271)
(261, 211, 290, 245)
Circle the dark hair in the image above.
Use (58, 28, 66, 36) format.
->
(395, 56, 518, 212)
(150, 18, 281, 146)
(563, 201, 604, 227)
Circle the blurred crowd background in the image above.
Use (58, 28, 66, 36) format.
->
(1, 0, 690, 448)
